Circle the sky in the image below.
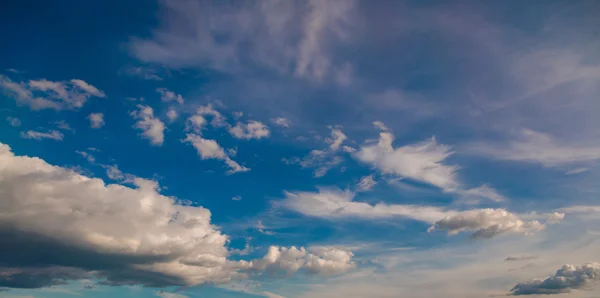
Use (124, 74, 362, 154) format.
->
(1, 0, 600, 297)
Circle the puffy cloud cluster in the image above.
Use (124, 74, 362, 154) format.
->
(131, 105, 166, 146)
(428, 209, 546, 239)
(88, 112, 105, 129)
(251, 246, 355, 276)
(229, 121, 271, 140)
(0, 74, 105, 110)
(0, 142, 353, 289)
(157, 88, 184, 104)
(511, 263, 600, 295)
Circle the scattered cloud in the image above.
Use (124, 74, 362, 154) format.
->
(0, 75, 105, 110)
(6, 116, 20, 127)
(184, 133, 249, 174)
(272, 117, 291, 128)
(229, 121, 271, 140)
(157, 88, 184, 104)
(505, 256, 538, 262)
(166, 107, 178, 122)
(251, 246, 355, 276)
(356, 175, 377, 191)
(155, 291, 188, 298)
(566, 167, 589, 175)
(20, 130, 64, 141)
(53, 120, 75, 132)
(124, 66, 163, 81)
(131, 105, 165, 146)
(287, 127, 349, 177)
(511, 263, 600, 295)
(75, 150, 95, 163)
(232, 196, 242, 201)
(372, 121, 389, 132)
(88, 113, 105, 129)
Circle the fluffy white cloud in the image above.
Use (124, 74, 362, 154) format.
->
(88, 113, 105, 129)
(357, 175, 377, 191)
(166, 107, 179, 122)
(6, 116, 21, 127)
(355, 132, 458, 191)
(372, 121, 389, 131)
(184, 134, 249, 174)
(157, 88, 184, 104)
(511, 263, 600, 295)
(251, 246, 354, 276)
(131, 105, 166, 146)
(0, 75, 105, 110)
(468, 129, 600, 167)
(0, 143, 348, 289)
(428, 209, 546, 239)
(272, 117, 291, 128)
(196, 104, 227, 127)
(229, 121, 271, 140)
(20, 130, 64, 141)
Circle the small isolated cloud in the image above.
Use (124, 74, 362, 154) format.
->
(373, 121, 389, 131)
(124, 66, 163, 81)
(53, 120, 74, 132)
(184, 133, 249, 174)
(75, 150, 95, 163)
(166, 107, 178, 122)
(505, 256, 538, 262)
(287, 127, 349, 177)
(0, 74, 104, 110)
(196, 104, 227, 127)
(272, 117, 291, 128)
(251, 246, 355, 276)
(566, 167, 588, 175)
(88, 113, 105, 129)
(229, 121, 270, 140)
(131, 105, 165, 146)
(357, 175, 377, 191)
(6, 116, 20, 127)
(232, 196, 242, 201)
(262, 291, 286, 298)
(428, 209, 546, 239)
(20, 130, 64, 141)
(256, 220, 274, 235)
(511, 263, 600, 295)
(468, 128, 600, 167)
(157, 88, 184, 104)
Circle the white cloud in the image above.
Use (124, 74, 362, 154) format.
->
(566, 167, 589, 175)
(166, 107, 178, 122)
(88, 113, 105, 129)
(468, 128, 600, 167)
(357, 175, 377, 191)
(288, 127, 349, 177)
(156, 291, 188, 298)
(229, 121, 271, 140)
(511, 263, 600, 295)
(157, 88, 184, 104)
(355, 132, 459, 191)
(196, 104, 227, 127)
(20, 130, 64, 141)
(326, 127, 347, 151)
(272, 117, 291, 128)
(185, 115, 207, 133)
(183, 134, 249, 174)
(251, 246, 355, 276)
(0, 75, 105, 110)
(75, 150, 95, 163)
(131, 105, 165, 146)
(372, 121, 389, 131)
(6, 116, 20, 127)
(0, 142, 347, 288)
(232, 196, 242, 201)
(53, 120, 74, 132)
(124, 66, 163, 81)
(262, 292, 286, 298)
(428, 209, 546, 239)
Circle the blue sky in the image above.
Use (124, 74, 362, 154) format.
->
(1, 1, 600, 297)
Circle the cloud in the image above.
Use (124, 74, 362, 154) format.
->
(287, 127, 349, 177)
(131, 105, 166, 146)
(156, 291, 188, 298)
(510, 263, 600, 295)
(505, 256, 538, 262)
(232, 196, 242, 201)
(356, 175, 377, 191)
(262, 292, 286, 298)
(272, 117, 291, 128)
(6, 116, 20, 127)
(372, 121, 389, 131)
(196, 104, 227, 127)
(565, 167, 589, 175)
(0, 75, 104, 110)
(455, 184, 506, 205)
(75, 150, 95, 163)
(157, 88, 184, 104)
(20, 130, 64, 141)
(0, 142, 350, 289)
(124, 66, 164, 81)
(88, 113, 105, 129)
(326, 127, 347, 151)
(428, 209, 546, 239)
(251, 246, 355, 276)
(468, 129, 600, 167)
(129, 0, 356, 83)
(229, 121, 271, 140)
(53, 120, 75, 132)
(166, 107, 178, 122)
(183, 134, 249, 174)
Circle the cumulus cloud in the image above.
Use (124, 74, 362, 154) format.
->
(88, 113, 105, 129)
(0, 74, 105, 110)
(157, 88, 184, 104)
(357, 175, 377, 191)
(196, 104, 227, 127)
(6, 116, 20, 127)
(229, 121, 271, 140)
(183, 134, 249, 174)
(510, 263, 600, 295)
(468, 129, 600, 167)
(428, 209, 546, 239)
(166, 107, 178, 122)
(20, 130, 64, 141)
(251, 246, 354, 276)
(131, 105, 166, 146)
(272, 117, 291, 128)
(0, 143, 350, 289)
